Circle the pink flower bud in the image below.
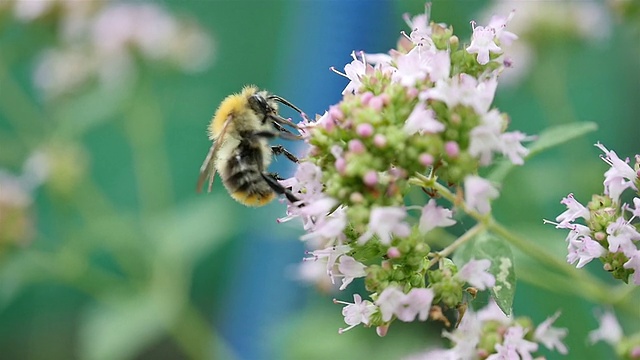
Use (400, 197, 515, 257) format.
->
(376, 325, 389, 337)
(373, 134, 387, 148)
(419, 153, 434, 166)
(335, 158, 346, 174)
(356, 123, 374, 137)
(387, 247, 401, 259)
(369, 96, 384, 111)
(363, 170, 378, 186)
(361, 91, 374, 105)
(348, 139, 366, 154)
(445, 141, 460, 158)
(328, 105, 343, 121)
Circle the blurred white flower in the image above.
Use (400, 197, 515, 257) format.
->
(22, 1, 215, 98)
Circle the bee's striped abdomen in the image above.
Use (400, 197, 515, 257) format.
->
(221, 141, 275, 207)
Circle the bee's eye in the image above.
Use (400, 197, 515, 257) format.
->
(249, 94, 271, 115)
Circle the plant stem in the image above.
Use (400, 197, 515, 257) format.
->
(122, 79, 174, 216)
(170, 304, 238, 360)
(427, 223, 485, 269)
(417, 175, 636, 312)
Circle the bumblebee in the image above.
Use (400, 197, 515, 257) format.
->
(196, 85, 302, 206)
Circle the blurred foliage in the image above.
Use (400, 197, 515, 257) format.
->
(0, 0, 638, 360)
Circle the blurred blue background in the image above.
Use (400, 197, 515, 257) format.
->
(0, 0, 638, 359)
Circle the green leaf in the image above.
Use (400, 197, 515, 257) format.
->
(488, 122, 598, 183)
(452, 232, 516, 316)
(79, 291, 173, 360)
(145, 196, 237, 264)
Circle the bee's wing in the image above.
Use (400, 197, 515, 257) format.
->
(196, 115, 232, 193)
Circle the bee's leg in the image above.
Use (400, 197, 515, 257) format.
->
(252, 130, 302, 142)
(261, 172, 299, 204)
(271, 145, 298, 163)
(272, 122, 294, 135)
(269, 172, 283, 181)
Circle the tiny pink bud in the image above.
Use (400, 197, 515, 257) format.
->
(445, 141, 460, 158)
(629, 345, 640, 358)
(378, 93, 390, 105)
(348, 139, 366, 154)
(328, 105, 343, 121)
(595, 231, 606, 241)
(369, 96, 384, 111)
(406, 87, 419, 99)
(387, 247, 401, 259)
(335, 158, 346, 174)
(376, 325, 389, 337)
(363, 170, 378, 186)
(361, 91, 374, 105)
(373, 134, 387, 148)
(356, 123, 374, 137)
(419, 153, 434, 166)
(322, 118, 335, 131)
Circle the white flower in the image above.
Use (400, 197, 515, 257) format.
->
(533, 311, 568, 355)
(335, 294, 377, 333)
(500, 131, 529, 165)
(457, 259, 496, 290)
(466, 22, 502, 65)
(468, 109, 504, 165)
(337, 256, 367, 290)
(358, 206, 411, 245)
(487, 11, 518, 46)
(422, 74, 497, 115)
(443, 310, 482, 359)
(464, 175, 499, 214)
(623, 250, 640, 285)
(305, 245, 352, 284)
(556, 193, 590, 226)
(375, 286, 434, 323)
(403, 103, 444, 136)
(333, 51, 368, 95)
(566, 235, 606, 268)
(418, 199, 456, 233)
(606, 217, 640, 257)
(376, 286, 406, 322)
(588, 310, 623, 346)
(501, 326, 538, 360)
(395, 288, 434, 322)
(393, 48, 428, 87)
(595, 142, 638, 202)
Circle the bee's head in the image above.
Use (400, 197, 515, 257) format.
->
(248, 92, 278, 122)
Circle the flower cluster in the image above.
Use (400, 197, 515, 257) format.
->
(551, 143, 640, 285)
(403, 300, 568, 359)
(1, 0, 214, 98)
(280, 6, 533, 334)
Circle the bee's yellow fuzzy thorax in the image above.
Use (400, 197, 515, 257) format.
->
(208, 86, 258, 139)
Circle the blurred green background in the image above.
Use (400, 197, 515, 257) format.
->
(0, 0, 638, 359)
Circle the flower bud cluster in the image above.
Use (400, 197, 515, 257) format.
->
(280, 6, 531, 334)
(552, 143, 640, 285)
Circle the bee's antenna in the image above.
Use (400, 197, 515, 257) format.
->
(267, 95, 302, 114)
